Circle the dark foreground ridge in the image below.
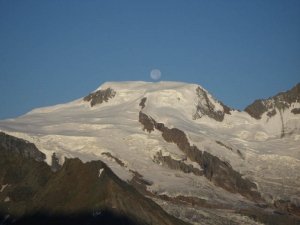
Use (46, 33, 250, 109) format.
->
(0, 133, 190, 225)
(0, 132, 45, 162)
(0, 132, 60, 172)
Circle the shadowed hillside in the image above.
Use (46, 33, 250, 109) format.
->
(0, 133, 190, 225)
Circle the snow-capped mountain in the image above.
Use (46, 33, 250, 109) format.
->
(1, 81, 299, 224)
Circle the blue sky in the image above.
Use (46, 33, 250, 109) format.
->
(0, 1, 299, 119)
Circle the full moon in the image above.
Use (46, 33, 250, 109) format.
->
(150, 69, 161, 80)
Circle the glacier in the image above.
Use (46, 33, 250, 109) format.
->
(0, 81, 299, 224)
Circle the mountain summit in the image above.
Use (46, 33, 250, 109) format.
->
(1, 81, 300, 224)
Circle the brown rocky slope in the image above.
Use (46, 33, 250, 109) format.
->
(0, 133, 190, 225)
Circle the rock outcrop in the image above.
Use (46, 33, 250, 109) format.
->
(101, 152, 125, 167)
(83, 88, 116, 107)
(274, 200, 300, 217)
(138, 111, 155, 133)
(153, 150, 202, 176)
(245, 83, 300, 119)
(139, 97, 147, 109)
(139, 111, 262, 203)
(193, 86, 232, 122)
(291, 108, 300, 115)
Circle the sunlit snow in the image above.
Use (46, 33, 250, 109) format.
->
(0, 184, 8, 192)
(0, 81, 299, 213)
(99, 168, 104, 177)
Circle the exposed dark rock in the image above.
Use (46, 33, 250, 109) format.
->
(161, 128, 261, 202)
(245, 83, 300, 119)
(127, 170, 149, 196)
(0, 132, 46, 162)
(139, 112, 262, 203)
(102, 152, 125, 167)
(155, 123, 165, 130)
(267, 109, 277, 117)
(128, 172, 218, 211)
(255, 203, 269, 208)
(244, 99, 268, 119)
(274, 200, 300, 217)
(138, 111, 155, 133)
(128, 170, 152, 186)
(157, 194, 226, 209)
(129, 170, 300, 225)
(193, 87, 232, 122)
(0, 147, 190, 225)
(237, 208, 300, 225)
(237, 149, 244, 160)
(273, 210, 286, 215)
(51, 153, 62, 172)
(215, 141, 232, 151)
(153, 150, 203, 176)
(291, 108, 300, 114)
(83, 88, 116, 107)
(220, 102, 232, 115)
(132, 183, 300, 225)
(140, 179, 153, 186)
(139, 97, 147, 109)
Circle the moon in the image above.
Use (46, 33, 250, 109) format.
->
(150, 69, 161, 80)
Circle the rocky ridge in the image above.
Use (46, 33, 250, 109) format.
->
(0, 132, 45, 162)
(0, 133, 190, 225)
(0, 132, 61, 172)
(193, 86, 232, 122)
(245, 83, 300, 119)
(138, 112, 262, 203)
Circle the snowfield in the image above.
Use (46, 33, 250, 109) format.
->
(0, 81, 299, 222)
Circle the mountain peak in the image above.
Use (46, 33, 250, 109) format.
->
(193, 86, 232, 122)
(1, 81, 300, 224)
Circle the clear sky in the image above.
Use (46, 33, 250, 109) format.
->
(0, 1, 299, 120)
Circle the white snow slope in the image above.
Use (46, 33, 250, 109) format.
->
(1, 81, 299, 223)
